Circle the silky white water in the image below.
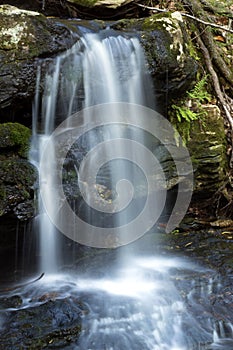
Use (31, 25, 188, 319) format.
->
(27, 29, 233, 349)
(30, 30, 155, 271)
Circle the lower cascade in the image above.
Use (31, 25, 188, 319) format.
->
(0, 29, 233, 349)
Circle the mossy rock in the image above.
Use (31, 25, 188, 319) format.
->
(0, 159, 37, 219)
(0, 5, 79, 112)
(112, 12, 198, 108)
(186, 105, 227, 196)
(0, 159, 36, 186)
(1, 298, 82, 348)
(0, 5, 77, 58)
(0, 122, 31, 158)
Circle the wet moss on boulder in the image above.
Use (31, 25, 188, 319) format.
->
(0, 122, 37, 220)
(112, 12, 198, 111)
(0, 122, 31, 158)
(187, 105, 228, 197)
(170, 104, 228, 206)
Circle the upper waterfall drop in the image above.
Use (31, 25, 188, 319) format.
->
(80, 31, 155, 109)
(30, 29, 156, 271)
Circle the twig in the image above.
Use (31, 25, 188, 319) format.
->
(136, 3, 233, 34)
(136, 3, 167, 13)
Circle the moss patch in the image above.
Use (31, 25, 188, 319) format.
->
(0, 122, 31, 158)
(176, 105, 227, 195)
(0, 159, 37, 218)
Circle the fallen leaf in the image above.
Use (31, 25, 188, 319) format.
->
(214, 35, 225, 42)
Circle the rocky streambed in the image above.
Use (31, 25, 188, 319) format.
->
(0, 227, 233, 349)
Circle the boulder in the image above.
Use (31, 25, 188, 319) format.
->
(0, 5, 78, 118)
(0, 122, 37, 220)
(3, 0, 140, 18)
(187, 104, 228, 197)
(0, 122, 31, 158)
(0, 298, 83, 349)
(112, 12, 198, 111)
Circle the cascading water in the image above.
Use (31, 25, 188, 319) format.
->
(30, 30, 156, 271)
(1, 29, 233, 350)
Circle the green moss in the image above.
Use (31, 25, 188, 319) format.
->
(0, 159, 36, 186)
(142, 13, 176, 31)
(169, 75, 212, 143)
(170, 116, 192, 145)
(0, 122, 31, 157)
(186, 36, 200, 61)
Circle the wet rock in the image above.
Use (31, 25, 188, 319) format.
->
(112, 12, 198, 110)
(0, 295, 23, 309)
(0, 298, 82, 349)
(187, 105, 227, 198)
(4, 0, 138, 19)
(0, 121, 37, 220)
(66, 0, 143, 20)
(0, 5, 79, 117)
(0, 159, 37, 220)
(0, 122, 31, 158)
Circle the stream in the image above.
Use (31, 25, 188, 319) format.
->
(0, 237, 233, 349)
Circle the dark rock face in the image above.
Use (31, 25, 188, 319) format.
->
(0, 122, 37, 220)
(0, 5, 79, 120)
(0, 159, 36, 218)
(0, 298, 83, 349)
(187, 105, 227, 198)
(112, 12, 198, 112)
(2, 0, 149, 19)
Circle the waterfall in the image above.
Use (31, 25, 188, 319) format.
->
(30, 30, 156, 272)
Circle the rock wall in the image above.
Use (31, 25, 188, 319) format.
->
(0, 5, 78, 120)
(0, 122, 37, 220)
(113, 12, 198, 111)
(188, 105, 227, 198)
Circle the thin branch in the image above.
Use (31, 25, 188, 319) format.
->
(183, 12, 233, 34)
(136, 3, 233, 34)
(136, 3, 167, 13)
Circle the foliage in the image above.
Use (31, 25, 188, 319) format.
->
(170, 75, 211, 123)
(171, 105, 198, 123)
(187, 75, 211, 103)
(169, 75, 212, 144)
